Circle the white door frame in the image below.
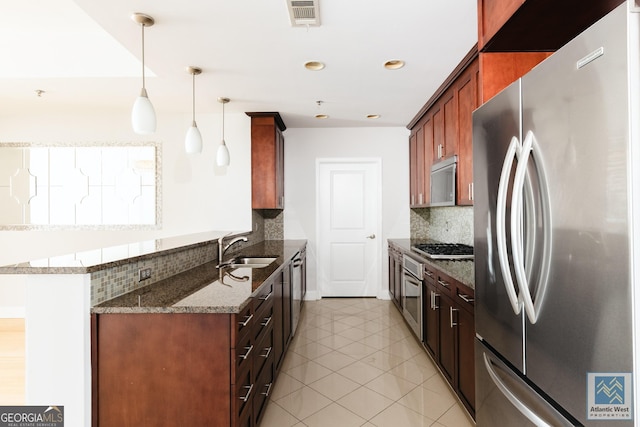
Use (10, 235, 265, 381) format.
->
(315, 158, 383, 298)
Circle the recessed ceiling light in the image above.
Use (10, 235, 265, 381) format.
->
(315, 114, 329, 119)
(384, 60, 405, 70)
(367, 114, 380, 119)
(305, 61, 325, 71)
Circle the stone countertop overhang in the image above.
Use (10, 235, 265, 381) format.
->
(91, 240, 307, 314)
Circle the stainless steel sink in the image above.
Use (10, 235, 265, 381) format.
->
(217, 256, 277, 269)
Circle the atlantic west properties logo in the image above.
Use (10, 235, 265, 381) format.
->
(0, 406, 63, 427)
(587, 373, 632, 421)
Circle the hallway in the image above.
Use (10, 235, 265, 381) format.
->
(261, 298, 474, 426)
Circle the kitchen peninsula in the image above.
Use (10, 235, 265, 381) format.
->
(0, 231, 306, 427)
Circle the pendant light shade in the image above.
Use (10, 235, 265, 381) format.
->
(132, 88, 156, 134)
(131, 13, 156, 135)
(216, 97, 231, 166)
(184, 67, 203, 154)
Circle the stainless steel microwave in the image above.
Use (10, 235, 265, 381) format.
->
(430, 155, 456, 206)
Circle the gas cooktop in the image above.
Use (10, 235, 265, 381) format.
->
(411, 243, 474, 260)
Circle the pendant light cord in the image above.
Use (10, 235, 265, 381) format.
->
(141, 23, 146, 90)
(192, 73, 196, 123)
(222, 101, 225, 141)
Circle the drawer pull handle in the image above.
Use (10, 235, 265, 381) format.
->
(425, 271, 434, 278)
(260, 292, 272, 301)
(239, 345, 253, 360)
(262, 382, 273, 397)
(261, 346, 272, 358)
(239, 384, 254, 402)
(459, 294, 475, 304)
(261, 316, 272, 328)
(438, 279, 450, 288)
(238, 313, 253, 327)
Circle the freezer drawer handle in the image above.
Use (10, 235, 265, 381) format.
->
(483, 353, 552, 427)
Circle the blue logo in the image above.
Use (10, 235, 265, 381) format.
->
(595, 376, 625, 405)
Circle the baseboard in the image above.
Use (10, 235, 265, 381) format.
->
(0, 307, 26, 318)
(304, 290, 321, 301)
(377, 290, 391, 300)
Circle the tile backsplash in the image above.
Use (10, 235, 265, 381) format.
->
(411, 206, 474, 246)
(91, 211, 274, 306)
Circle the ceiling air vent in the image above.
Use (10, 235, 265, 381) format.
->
(287, 0, 320, 27)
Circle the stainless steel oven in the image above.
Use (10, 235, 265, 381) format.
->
(402, 254, 423, 339)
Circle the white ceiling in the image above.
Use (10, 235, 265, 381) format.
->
(0, 0, 477, 128)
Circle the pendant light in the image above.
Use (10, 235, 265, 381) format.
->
(131, 13, 156, 134)
(184, 66, 203, 154)
(216, 97, 231, 166)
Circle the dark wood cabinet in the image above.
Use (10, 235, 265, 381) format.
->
(456, 290, 476, 415)
(477, 0, 623, 102)
(408, 49, 479, 207)
(390, 252, 476, 418)
(409, 120, 431, 208)
(247, 112, 286, 210)
(388, 244, 403, 308)
(93, 314, 232, 427)
(478, 0, 624, 52)
(433, 89, 457, 162)
(92, 251, 304, 427)
(455, 60, 479, 205)
(422, 265, 438, 359)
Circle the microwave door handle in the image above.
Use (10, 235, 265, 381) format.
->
(496, 136, 522, 315)
(483, 353, 553, 427)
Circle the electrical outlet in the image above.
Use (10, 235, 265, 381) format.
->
(139, 267, 152, 282)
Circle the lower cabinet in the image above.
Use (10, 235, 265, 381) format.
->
(387, 244, 403, 308)
(93, 256, 304, 427)
(395, 250, 476, 418)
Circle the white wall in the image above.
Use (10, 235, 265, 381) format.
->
(0, 108, 252, 266)
(283, 127, 411, 299)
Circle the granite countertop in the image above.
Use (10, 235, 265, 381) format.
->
(0, 230, 248, 274)
(92, 240, 307, 314)
(388, 238, 475, 289)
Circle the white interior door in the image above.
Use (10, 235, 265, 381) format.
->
(317, 159, 381, 297)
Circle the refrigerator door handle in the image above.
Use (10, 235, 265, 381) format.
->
(483, 353, 553, 427)
(511, 130, 538, 323)
(496, 136, 523, 315)
(511, 130, 553, 324)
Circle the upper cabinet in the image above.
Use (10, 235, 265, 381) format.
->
(247, 112, 286, 210)
(408, 48, 479, 207)
(478, 0, 625, 51)
(477, 0, 624, 101)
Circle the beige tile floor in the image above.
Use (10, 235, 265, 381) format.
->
(261, 298, 475, 427)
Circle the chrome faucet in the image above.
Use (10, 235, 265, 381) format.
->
(218, 234, 248, 262)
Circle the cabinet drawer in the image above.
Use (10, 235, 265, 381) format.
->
(435, 273, 454, 297)
(233, 364, 254, 419)
(254, 280, 274, 314)
(254, 322, 274, 379)
(234, 331, 253, 378)
(234, 302, 254, 344)
(253, 299, 274, 342)
(455, 286, 475, 314)
(253, 356, 275, 426)
(423, 265, 437, 285)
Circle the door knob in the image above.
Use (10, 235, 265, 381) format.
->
(366, 234, 376, 239)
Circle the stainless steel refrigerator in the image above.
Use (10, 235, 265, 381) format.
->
(473, 2, 640, 425)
